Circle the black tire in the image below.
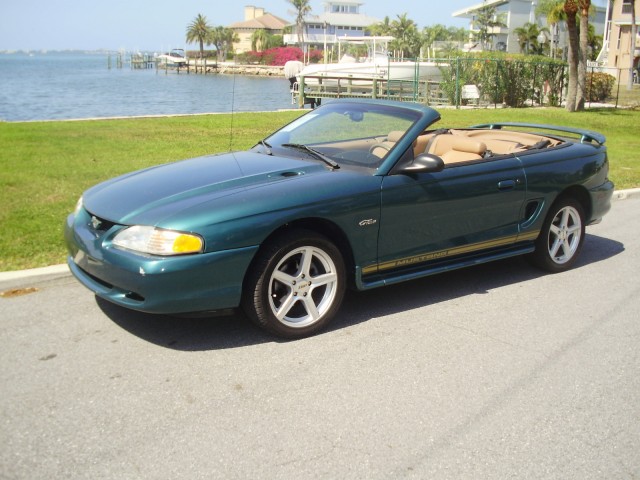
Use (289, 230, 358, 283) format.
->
(241, 229, 346, 339)
(528, 197, 585, 273)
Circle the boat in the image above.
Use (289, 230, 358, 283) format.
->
(156, 48, 188, 66)
(296, 36, 444, 87)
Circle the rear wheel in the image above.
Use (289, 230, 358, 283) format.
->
(242, 229, 346, 339)
(528, 197, 585, 273)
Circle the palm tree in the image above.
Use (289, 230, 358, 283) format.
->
(422, 24, 449, 56)
(390, 13, 419, 58)
(514, 23, 550, 54)
(536, 0, 566, 58)
(576, 0, 591, 110)
(513, 23, 534, 53)
(210, 26, 239, 62)
(186, 14, 212, 59)
(251, 29, 271, 51)
(473, 3, 507, 50)
(288, 0, 312, 47)
(446, 26, 469, 43)
(369, 16, 392, 36)
(564, 0, 580, 111)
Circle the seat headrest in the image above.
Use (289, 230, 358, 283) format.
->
(387, 130, 404, 142)
(451, 137, 487, 155)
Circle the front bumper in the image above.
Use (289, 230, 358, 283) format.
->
(64, 210, 258, 314)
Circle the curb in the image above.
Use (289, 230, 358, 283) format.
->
(0, 264, 69, 284)
(1, 188, 639, 285)
(612, 187, 640, 201)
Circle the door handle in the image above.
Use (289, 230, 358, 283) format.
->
(498, 180, 516, 190)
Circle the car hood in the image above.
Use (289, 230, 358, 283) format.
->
(83, 151, 330, 225)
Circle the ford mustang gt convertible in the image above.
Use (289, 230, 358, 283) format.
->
(65, 99, 614, 338)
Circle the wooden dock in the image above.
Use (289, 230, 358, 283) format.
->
(156, 59, 219, 74)
(292, 75, 448, 108)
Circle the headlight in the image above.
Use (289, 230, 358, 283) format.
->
(112, 226, 203, 256)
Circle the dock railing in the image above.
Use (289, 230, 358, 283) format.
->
(293, 74, 447, 107)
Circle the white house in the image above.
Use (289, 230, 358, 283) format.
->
(283, 1, 380, 47)
(452, 0, 606, 56)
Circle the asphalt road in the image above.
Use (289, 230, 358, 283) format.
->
(1, 198, 639, 480)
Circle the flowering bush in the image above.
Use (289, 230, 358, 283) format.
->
(237, 47, 325, 66)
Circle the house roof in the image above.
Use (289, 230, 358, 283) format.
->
(452, 0, 509, 18)
(229, 13, 288, 30)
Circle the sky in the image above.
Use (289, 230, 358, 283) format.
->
(0, 0, 476, 52)
(0, 0, 607, 52)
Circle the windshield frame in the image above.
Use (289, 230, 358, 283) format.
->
(256, 100, 438, 173)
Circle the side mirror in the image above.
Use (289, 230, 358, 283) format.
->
(401, 153, 445, 173)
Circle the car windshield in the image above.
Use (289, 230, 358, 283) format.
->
(256, 102, 421, 170)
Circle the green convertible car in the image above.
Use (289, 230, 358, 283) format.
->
(65, 99, 614, 338)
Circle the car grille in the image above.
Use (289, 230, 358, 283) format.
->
(85, 211, 116, 233)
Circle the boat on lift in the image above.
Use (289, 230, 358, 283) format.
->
(296, 36, 444, 87)
(156, 48, 188, 66)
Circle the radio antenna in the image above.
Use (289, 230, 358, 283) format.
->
(228, 72, 236, 151)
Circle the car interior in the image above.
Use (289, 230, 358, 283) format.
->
(376, 128, 563, 164)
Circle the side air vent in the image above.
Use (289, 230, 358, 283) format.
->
(524, 201, 540, 222)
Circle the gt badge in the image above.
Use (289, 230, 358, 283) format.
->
(358, 219, 377, 227)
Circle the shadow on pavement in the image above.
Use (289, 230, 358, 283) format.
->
(97, 233, 623, 351)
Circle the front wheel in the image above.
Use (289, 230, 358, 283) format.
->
(242, 229, 346, 339)
(528, 197, 585, 273)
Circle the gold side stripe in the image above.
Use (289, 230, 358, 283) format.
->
(517, 230, 540, 241)
(362, 230, 541, 275)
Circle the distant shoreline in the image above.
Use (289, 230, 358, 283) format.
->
(4, 108, 304, 124)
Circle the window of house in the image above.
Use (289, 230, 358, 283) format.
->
(622, 0, 633, 14)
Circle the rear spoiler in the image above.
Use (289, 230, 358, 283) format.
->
(471, 122, 606, 146)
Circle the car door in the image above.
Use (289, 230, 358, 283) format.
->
(376, 156, 526, 272)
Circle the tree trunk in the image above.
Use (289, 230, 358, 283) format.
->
(576, 0, 591, 110)
(565, 1, 580, 112)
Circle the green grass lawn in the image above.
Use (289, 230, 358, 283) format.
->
(1, 107, 638, 271)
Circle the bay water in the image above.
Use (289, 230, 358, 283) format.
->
(0, 53, 295, 122)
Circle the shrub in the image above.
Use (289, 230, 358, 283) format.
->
(438, 52, 566, 107)
(586, 72, 615, 102)
(307, 49, 324, 64)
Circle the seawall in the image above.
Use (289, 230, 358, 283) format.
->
(167, 62, 285, 77)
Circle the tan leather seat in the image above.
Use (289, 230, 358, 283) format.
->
(370, 130, 405, 159)
(439, 137, 487, 164)
(412, 133, 432, 158)
(427, 134, 460, 156)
